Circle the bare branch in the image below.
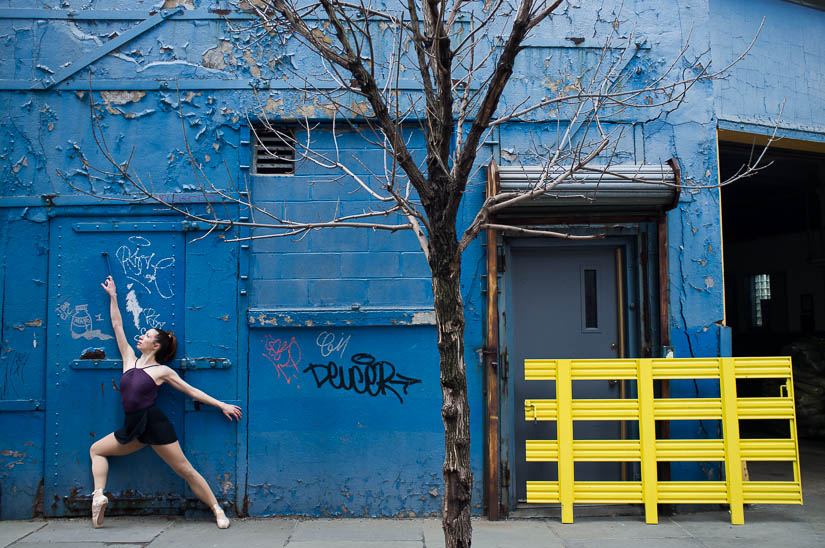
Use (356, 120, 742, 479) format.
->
(482, 223, 604, 239)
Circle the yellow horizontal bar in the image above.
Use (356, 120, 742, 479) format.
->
(742, 482, 803, 504)
(569, 359, 640, 379)
(525, 359, 557, 380)
(525, 357, 796, 381)
(527, 439, 643, 462)
(573, 440, 641, 461)
(734, 357, 793, 379)
(651, 358, 721, 379)
(524, 399, 558, 421)
(573, 481, 643, 503)
(657, 481, 728, 503)
(653, 398, 723, 420)
(526, 481, 560, 503)
(656, 439, 725, 461)
(740, 439, 798, 461)
(737, 398, 796, 419)
(572, 399, 639, 420)
(526, 440, 559, 462)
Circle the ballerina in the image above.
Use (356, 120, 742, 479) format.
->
(89, 275, 242, 529)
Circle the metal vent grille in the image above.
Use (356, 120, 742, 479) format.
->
(253, 127, 295, 175)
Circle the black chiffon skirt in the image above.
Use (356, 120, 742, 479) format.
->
(114, 404, 178, 446)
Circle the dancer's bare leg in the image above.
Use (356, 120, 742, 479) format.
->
(90, 433, 146, 491)
(152, 441, 217, 505)
(89, 433, 144, 527)
(152, 441, 229, 528)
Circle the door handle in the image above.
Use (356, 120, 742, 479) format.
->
(610, 343, 617, 350)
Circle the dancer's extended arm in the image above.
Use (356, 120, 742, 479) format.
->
(101, 275, 136, 368)
(160, 367, 243, 421)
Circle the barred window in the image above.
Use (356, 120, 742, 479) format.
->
(252, 126, 295, 175)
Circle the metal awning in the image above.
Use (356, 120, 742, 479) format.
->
(489, 159, 680, 217)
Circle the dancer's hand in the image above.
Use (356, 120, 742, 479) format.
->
(101, 275, 117, 297)
(221, 403, 243, 422)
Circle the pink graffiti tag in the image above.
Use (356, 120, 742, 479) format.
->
(262, 335, 302, 384)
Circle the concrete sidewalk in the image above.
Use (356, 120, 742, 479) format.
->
(2, 508, 824, 548)
(4, 440, 823, 548)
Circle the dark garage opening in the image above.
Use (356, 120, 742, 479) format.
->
(720, 138, 825, 439)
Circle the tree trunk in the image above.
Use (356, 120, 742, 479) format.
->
(430, 238, 473, 548)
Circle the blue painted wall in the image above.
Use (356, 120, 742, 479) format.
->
(2, 0, 824, 519)
(711, 0, 825, 140)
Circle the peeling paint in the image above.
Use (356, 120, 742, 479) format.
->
(100, 91, 146, 106)
(311, 28, 334, 45)
(412, 311, 436, 325)
(220, 473, 234, 494)
(263, 97, 284, 114)
(500, 148, 518, 162)
(182, 91, 202, 104)
(202, 40, 234, 70)
(163, 0, 195, 9)
(242, 49, 262, 79)
(349, 101, 371, 117)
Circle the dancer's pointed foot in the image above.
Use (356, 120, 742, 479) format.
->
(212, 503, 230, 529)
(91, 489, 108, 528)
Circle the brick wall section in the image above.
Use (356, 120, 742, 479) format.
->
(249, 128, 432, 309)
(711, 0, 825, 135)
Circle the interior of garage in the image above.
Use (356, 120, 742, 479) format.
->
(720, 136, 825, 439)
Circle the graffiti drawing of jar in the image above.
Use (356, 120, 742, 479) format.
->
(71, 304, 93, 337)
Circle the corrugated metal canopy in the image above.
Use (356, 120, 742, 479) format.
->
(491, 159, 680, 217)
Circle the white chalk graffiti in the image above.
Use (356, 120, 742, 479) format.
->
(115, 236, 176, 299)
(69, 304, 113, 341)
(54, 302, 72, 320)
(125, 288, 166, 335)
(56, 301, 112, 340)
(125, 289, 143, 329)
(316, 331, 351, 359)
(143, 308, 165, 330)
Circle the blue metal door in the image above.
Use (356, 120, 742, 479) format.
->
(45, 216, 239, 516)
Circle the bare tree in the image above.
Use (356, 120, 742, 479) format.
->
(61, 2, 773, 546)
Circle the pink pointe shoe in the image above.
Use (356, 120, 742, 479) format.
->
(212, 503, 230, 529)
(91, 489, 108, 528)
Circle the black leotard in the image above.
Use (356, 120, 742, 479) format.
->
(114, 361, 177, 446)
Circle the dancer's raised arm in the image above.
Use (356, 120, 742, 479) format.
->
(101, 275, 136, 368)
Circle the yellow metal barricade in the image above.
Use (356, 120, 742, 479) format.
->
(524, 357, 803, 524)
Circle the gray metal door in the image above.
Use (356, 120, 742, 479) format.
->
(509, 243, 624, 504)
